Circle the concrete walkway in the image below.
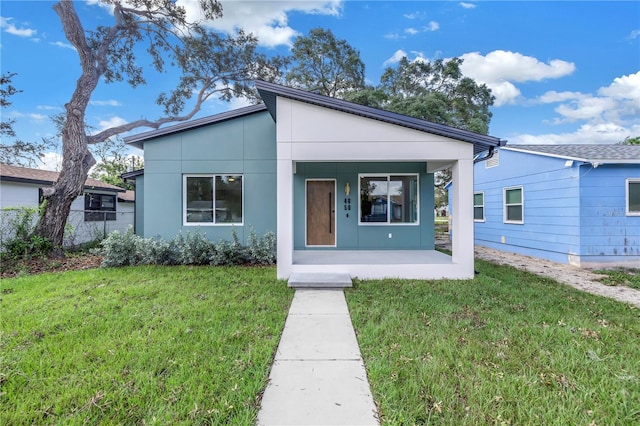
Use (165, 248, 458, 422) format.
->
(257, 289, 379, 426)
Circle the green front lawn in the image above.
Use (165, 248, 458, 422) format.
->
(1, 266, 293, 425)
(347, 260, 640, 425)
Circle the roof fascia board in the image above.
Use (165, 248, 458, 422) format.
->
(502, 146, 640, 164)
(255, 80, 504, 149)
(124, 104, 267, 148)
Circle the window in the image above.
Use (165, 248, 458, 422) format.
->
(627, 179, 640, 216)
(504, 186, 523, 223)
(474, 192, 485, 221)
(84, 193, 116, 221)
(184, 175, 243, 225)
(359, 174, 418, 225)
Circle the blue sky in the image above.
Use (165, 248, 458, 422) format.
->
(1, 1, 639, 170)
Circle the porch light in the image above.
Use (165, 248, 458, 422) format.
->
(345, 182, 351, 196)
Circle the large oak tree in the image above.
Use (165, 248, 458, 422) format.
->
(35, 0, 283, 249)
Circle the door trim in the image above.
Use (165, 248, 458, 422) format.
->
(305, 179, 337, 247)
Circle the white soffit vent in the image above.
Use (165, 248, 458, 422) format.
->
(486, 150, 500, 168)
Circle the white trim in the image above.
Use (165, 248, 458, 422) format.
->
(305, 179, 337, 247)
(626, 178, 640, 216)
(502, 146, 640, 165)
(473, 191, 485, 222)
(182, 174, 244, 226)
(358, 173, 420, 226)
(503, 186, 524, 224)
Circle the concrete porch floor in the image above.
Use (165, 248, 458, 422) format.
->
(289, 250, 471, 280)
(293, 249, 452, 265)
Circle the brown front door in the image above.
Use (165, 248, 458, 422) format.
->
(306, 180, 336, 246)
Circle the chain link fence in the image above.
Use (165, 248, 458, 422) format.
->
(1, 208, 134, 250)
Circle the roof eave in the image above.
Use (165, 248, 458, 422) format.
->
(255, 80, 504, 151)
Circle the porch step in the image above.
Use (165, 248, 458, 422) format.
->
(287, 272, 353, 289)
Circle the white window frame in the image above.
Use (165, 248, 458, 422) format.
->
(626, 178, 640, 216)
(183, 174, 244, 226)
(358, 173, 420, 226)
(473, 191, 485, 222)
(503, 186, 524, 224)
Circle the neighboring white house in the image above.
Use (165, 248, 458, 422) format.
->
(0, 164, 134, 247)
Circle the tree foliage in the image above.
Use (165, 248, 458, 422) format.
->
(90, 139, 143, 190)
(346, 57, 494, 134)
(620, 136, 640, 145)
(0, 72, 53, 167)
(35, 0, 285, 248)
(285, 28, 365, 97)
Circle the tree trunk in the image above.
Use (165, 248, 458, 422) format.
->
(34, 0, 99, 250)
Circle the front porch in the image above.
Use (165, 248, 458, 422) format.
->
(291, 250, 468, 280)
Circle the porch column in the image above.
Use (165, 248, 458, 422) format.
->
(451, 159, 475, 278)
(276, 158, 293, 279)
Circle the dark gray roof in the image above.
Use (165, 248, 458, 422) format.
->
(255, 80, 505, 156)
(124, 104, 267, 149)
(503, 144, 640, 164)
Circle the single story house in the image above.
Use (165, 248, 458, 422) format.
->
(124, 80, 504, 280)
(0, 164, 135, 247)
(472, 144, 640, 268)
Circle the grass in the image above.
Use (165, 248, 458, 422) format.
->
(346, 259, 640, 425)
(0, 265, 293, 425)
(593, 267, 640, 290)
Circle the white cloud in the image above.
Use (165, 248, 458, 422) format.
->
(628, 29, 640, 40)
(39, 152, 63, 172)
(91, 100, 123, 107)
(511, 72, 640, 145)
(51, 41, 75, 50)
(598, 71, 640, 102)
(0, 16, 37, 38)
(383, 49, 408, 67)
(384, 32, 401, 40)
(459, 2, 477, 9)
(405, 27, 419, 35)
(459, 50, 575, 106)
(424, 21, 439, 32)
(510, 122, 640, 145)
(404, 11, 426, 20)
(178, 0, 343, 48)
(538, 91, 584, 103)
(94, 116, 128, 133)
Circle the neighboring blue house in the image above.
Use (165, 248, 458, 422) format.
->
(124, 81, 504, 280)
(472, 144, 640, 268)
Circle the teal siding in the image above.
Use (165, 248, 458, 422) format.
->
(294, 162, 435, 250)
(142, 111, 277, 243)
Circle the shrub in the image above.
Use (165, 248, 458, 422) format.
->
(211, 227, 246, 265)
(246, 228, 276, 265)
(96, 227, 142, 267)
(96, 226, 277, 268)
(0, 207, 52, 259)
(173, 231, 216, 265)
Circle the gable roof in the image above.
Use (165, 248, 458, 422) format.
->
(124, 104, 267, 149)
(255, 80, 505, 156)
(502, 144, 640, 165)
(0, 164, 125, 192)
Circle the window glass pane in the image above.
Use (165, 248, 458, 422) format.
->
(390, 175, 418, 223)
(101, 195, 115, 210)
(474, 206, 484, 220)
(506, 188, 521, 204)
(215, 175, 243, 223)
(507, 205, 522, 222)
(186, 177, 214, 223)
(360, 177, 388, 222)
(474, 193, 484, 206)
(629, 182, 640, 212)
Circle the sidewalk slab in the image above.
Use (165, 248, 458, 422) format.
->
(257, 360, 378, 426)
(257, 289, 379, 426)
